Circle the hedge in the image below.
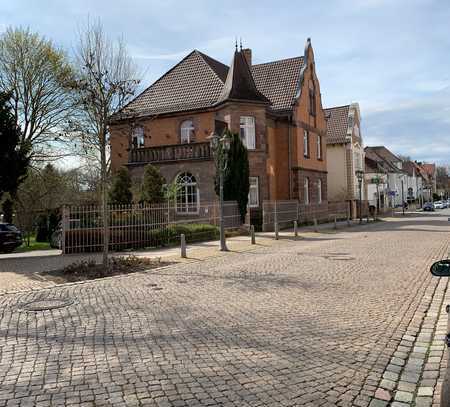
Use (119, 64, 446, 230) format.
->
(64, 223, 219, 253)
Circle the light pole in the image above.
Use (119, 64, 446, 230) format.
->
(374, 174, 381, 220)
(356, 169, 364, 224)
(401, 177, 405, 216)
(208, 132, 231, 251)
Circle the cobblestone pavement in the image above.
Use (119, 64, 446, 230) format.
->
(0, 213, 450, 406)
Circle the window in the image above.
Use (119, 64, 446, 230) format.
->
(304, 177, 310, 205)
(132, 126, 144, 148)
(180, 120, 195, 144)
(248, 177, 259, 208)
(176, 172, 199, 214)
(309, 88, 316, 116)
(240, 116, 256, 149)
(317, 179, 322, 204)
(317, 134, 322, 159)
(303, 130, 309, 157)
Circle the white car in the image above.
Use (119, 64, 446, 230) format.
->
(434, 201, 444, 209)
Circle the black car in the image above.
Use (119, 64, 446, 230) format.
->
(0, 223, 23, 253)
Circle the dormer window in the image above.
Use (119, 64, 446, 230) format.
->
(180, 120, 195, 144)
(132, 126, 144, 148)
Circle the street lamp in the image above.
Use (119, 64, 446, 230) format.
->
(373, 174, 381, 220)
(401, 176, 405, 216)
(356, 169, 364, 224)
(208, 131, 231, 251)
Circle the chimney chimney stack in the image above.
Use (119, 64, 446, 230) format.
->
(242, 48, 252, 66)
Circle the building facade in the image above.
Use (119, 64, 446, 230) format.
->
(110, 39, 328, 220)
(364, 146, 407, 207)
(324, 103, 364, 217)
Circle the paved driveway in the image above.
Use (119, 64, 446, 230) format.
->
(0, 213, 449, 406)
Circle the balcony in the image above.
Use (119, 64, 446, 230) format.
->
(128, 142, 212, 164)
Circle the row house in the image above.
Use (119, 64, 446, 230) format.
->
(324, 103, 365, 218)
(418, 163, 437, 200)
(402, 161, 425, 204)
(110, 39, 328, 222)
(364, 146, 407, 207)
(364, 156, 389, 211)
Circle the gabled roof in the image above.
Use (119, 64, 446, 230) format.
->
(367, 146, 402, 164)
(364, 146, 403, 174)
(421, 163, 436, 177)
(251, 56, 305, 112)
(217, 50, 269, 104)
(115, 48, 307, 120)
(324, 105, 350, 144)
(121, 50, 228, 117)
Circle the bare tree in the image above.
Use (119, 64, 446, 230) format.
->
(69, 20, 140, 268)
(0, 27, 74, 161)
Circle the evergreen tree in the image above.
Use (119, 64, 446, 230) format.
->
(140, 165, 165, 204)
(214, 130, 250, 222)
(109, 167, 133, 205)
(0, 92, 30, 220)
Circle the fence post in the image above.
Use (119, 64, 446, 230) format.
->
(180, 234, 186, 258)
(274, 201, 278, 237)
(250, 225, 256, 244)
(313, 218, 318, 232)
(61, 205, 68, 254)
(294, 220, 298, 237)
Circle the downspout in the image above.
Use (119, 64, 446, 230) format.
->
(288, 114, 293, 199)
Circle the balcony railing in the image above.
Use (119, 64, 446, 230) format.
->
(129, 142, 212, 164)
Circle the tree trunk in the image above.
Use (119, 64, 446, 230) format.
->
(100, 131, 109, 270)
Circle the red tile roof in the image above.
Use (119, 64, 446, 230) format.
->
(324, 105, 350, 144)
(115, 50, 305, 119)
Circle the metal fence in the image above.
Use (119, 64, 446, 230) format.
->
(62, 201, 241, 254)
(262, 200, 351, 232)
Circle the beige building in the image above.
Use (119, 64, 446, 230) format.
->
(324, 103, 364, 217)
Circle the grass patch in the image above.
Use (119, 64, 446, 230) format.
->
(14, 235, 51, 253)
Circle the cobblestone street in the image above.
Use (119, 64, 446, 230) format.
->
(0, 213, 449, 406)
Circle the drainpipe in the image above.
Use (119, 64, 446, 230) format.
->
(288, 115, 293, 199)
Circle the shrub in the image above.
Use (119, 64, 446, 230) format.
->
(109, 167, 132, 205)
(140, 165, 165, 204)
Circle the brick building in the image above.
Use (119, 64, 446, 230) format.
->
(110, 38, 328, 219)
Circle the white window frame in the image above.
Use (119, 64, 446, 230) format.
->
(304, 177, 310, 205)
(317, 134, 322, 160)
(317, 178, 322, 204)
(180, 120, 195, 144)
(303, 130, 309, 157)
(176, 172, 199, 214)
(132, 126, 145, 148)
(248, 177, 259, 208)
(240, 116, 256, 150)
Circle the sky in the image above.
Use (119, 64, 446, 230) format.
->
(1, 0, 450, 165)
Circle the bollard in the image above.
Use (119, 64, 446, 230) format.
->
(366, 214, 370, 223)
(313, 218, 318, 232)
(275, 222, 279, 240)
(334, 216, 337, 230)
(180, 234, 187, 258)
(294, 220, 298, 237)
(250, 225, 256, 244)
(347, 212, 351, 227)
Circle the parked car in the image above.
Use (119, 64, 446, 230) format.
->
(430, 259, 450, 407)
(423, 202, 435, 211)
(0, 223, 23, 253)
(434, 201, 445, 209)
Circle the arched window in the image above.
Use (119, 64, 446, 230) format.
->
(176, 172, 199, 213)
(317, 179, 322, 204)
(180, 120, 195, 144)
(304, 177, 310, 205)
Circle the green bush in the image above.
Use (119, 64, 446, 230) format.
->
(64, 223, 219, 253)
